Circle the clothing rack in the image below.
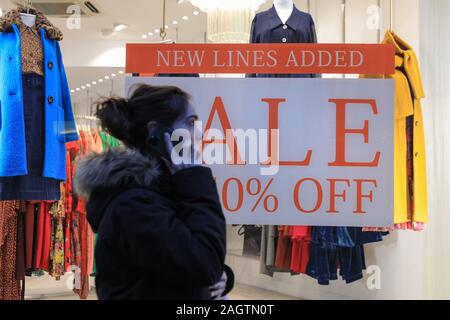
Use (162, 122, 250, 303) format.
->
(74, 115, 99, 121)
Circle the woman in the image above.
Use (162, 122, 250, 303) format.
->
(74, 84, 233, 300)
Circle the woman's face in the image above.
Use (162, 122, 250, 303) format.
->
(172, 102, 199, 143)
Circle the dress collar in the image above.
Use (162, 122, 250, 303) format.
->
(266, 4, 304, 30)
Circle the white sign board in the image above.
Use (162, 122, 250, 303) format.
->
(126, 77, 394, 227)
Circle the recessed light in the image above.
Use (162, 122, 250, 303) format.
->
(105, 76, 110, 79)
(71, 90, 75, 93)
(142, 34, 147, 39)
(81, 86, 86, 89)
(119, 71, 124, 74)
(148, 32, 153, 36)
(154, 28, 160, 33)
(111, 73, 116, 77)
(165, 25, 169, 29)
(113, 23, 128, 32)
(76, 88, 80, 91)
(92, 81, 97, 85)
(182, 16, 188, 20)
(172, 20, 178, 25)
(86, 84, 91, 87)
(98, 79, 104, 82)
(193, 11, 199, 15)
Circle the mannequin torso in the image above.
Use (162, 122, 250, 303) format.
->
(20, 12, 36, 27)
(273, 0, 294, 24)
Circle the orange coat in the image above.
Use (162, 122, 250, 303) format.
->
(362, 31, 428, 224)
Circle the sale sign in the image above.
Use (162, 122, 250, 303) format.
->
(125, 77, 394, 227)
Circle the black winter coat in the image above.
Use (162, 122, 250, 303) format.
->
(74, 148, 227, 300)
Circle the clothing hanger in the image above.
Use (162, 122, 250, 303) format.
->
(155, 0, 174, 43)
(22, 0, 32, 14)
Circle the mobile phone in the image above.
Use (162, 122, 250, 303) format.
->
(147, 125, 175, 160)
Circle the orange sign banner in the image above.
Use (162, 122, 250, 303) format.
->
(126, 43, 395, 75)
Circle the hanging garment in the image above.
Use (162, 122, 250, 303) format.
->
(361, 31, 428, 225)
(306, 227, 385, 285)
(49, 192, 65, 278)
(0, 201, 22, 300)
(15, 203, 27, 293)
(24, 202, 36, 270)
(0, 7, 78, 180)
(290, 226, 311, 274)
(248, 4, 318, 78)
(0, 74, 61, 200)
(35, 202, 52, 271)
(274, 226, 293, 270)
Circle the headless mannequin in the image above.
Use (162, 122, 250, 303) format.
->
(273, 0, 294, 24)
(20, 12, 36, 27)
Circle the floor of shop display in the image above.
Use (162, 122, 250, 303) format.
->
(24, 274, 299, 300)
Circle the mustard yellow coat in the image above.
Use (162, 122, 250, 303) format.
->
(362, 31, 428, 224)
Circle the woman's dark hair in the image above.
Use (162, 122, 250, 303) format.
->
(95, 84, 190, 151)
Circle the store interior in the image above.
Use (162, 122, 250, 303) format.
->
(0, 0, 449, 300)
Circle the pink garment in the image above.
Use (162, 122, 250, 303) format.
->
(90, 129, 103, 154)
(362, 222, 426, 232)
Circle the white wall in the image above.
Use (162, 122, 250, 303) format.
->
(420, 0, 450, 300)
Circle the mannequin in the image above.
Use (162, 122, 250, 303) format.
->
(20, 1, 36, 27)
(19, 12, 36, 27)
(273, 0, 294, 24)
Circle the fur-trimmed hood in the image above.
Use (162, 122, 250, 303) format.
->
(74, 148, 163, 200)
(0, 6, 63, 40)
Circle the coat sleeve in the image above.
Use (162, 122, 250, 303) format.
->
(56, 42, 78, 142)
(246, 15, 258, 78)
(309, 15, 321, 78)
(115, 166, 226, 287)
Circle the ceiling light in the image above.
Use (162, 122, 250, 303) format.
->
(119, 71, 124, 74)
(92, 81, 97, 85)
(86, 84, 91, 87)
(98, 79, 104, 82)
(76, 88, 80, 91)
(148, 32, 154, 36)
(172, 20, 178, 25)
(113, 23, 128, 32)
(111, 73, 116, 77)
(71, 90, 75, 93)
(154, 28, 160, 33)
(193, 11, 199, 15)
(165, 25, 169, 29)
(81, 86, 86, 90)
(0, 9, 3, 17)
(182, 16, 188, 20)
(177, 0, 185, 3)
(104, 76, 110, 79)
(142, 34, 147, 39)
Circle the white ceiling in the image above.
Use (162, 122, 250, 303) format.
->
(0, 0, 211, 42)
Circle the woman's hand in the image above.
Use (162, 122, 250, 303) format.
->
(209, 271, 228, 300)
(162, 132, 200, 174)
